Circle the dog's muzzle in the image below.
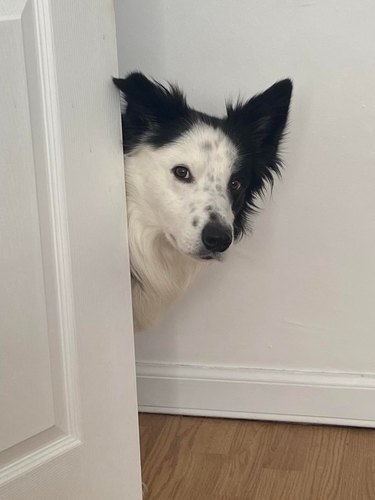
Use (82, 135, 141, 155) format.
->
(201, 222, 232, 254)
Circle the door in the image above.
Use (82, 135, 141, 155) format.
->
(0, 0, 142, 498)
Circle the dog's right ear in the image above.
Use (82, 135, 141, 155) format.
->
(113, 72, 187, 128)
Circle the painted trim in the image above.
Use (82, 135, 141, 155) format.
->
(0, 435, 81, 485)
(137, 361, 375, 428)
(34, 0, 81, 440)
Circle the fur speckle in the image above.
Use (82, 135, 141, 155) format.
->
(201, 141, 213, 151)
(192, 217, 199, 227)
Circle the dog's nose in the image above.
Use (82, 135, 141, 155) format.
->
(201, 222, 232, 253)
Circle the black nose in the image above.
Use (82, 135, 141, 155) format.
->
(201, 222, 232, 253)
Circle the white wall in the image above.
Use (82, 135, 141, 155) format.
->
(115, 0, 375, 423)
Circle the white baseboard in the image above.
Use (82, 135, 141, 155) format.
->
(136, 362, 375, 428)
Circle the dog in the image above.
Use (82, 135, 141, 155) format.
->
(113, 72, 292, 331)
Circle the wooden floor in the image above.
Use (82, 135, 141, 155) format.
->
(139, 413, 375, 500)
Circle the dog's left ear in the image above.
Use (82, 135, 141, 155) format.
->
(113, 72, 187, 126)
(226, 79, 293, 192)
(113, 72, 188, 151)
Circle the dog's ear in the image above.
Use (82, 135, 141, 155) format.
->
(113, 72, 187, 128)
(226, 79, 293, 192)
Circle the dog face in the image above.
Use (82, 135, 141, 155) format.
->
(114, 73, 292, 260)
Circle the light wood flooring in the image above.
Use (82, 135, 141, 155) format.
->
(139, 413, 375, 500)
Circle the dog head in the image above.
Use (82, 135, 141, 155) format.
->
(114, 72, 292, 260)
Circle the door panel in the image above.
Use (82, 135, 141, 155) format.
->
(0, 2, 55, 453)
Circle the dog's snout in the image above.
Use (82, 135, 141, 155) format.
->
(201, 222, 232, 253)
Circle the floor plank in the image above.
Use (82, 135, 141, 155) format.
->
(139, 413, 375, 500)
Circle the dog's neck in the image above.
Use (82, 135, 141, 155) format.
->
(125, 159, 204, 331)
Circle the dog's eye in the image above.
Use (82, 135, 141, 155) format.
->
(230, 179, 242, 192)
(172, 165, 192, 182)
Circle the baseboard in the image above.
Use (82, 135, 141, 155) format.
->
(136, 362, 375, 428)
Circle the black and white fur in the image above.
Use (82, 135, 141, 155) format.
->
(113, 72, 292, 331)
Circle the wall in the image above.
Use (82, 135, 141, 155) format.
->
(115, 0, 375, 424)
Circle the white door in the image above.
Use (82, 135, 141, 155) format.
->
(0, 0, 142, 498)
